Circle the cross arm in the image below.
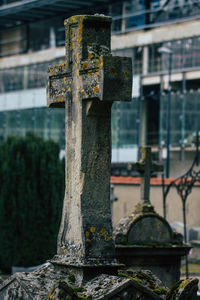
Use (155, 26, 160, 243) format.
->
(132, 161, 163, 175)
(80, 55, 132, 102)
(47, 62, 72, 108)
(131, 146, 164, 175)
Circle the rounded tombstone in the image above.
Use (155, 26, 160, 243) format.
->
(127, 213, 173, 245)
(114, 201, 174, 246)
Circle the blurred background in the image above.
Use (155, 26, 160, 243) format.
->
(0, 0, 200, 174)
(1, 0, 200, 278)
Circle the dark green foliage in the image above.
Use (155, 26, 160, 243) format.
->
(0, 134, 65, 273)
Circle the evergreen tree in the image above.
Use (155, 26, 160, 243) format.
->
(0, 134, 65, 273)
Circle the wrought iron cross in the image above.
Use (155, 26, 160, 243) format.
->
(133, 146, 163, 211)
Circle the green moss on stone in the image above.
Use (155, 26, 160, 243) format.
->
(77, 293, 92, 300)
(153, 288, 167, 295)
(166, 280, 183, 300)
(132, 277, 142, 285)
(118, 271, 130, 278)
(118, 270, 142, 285)
(71, 286, 83, 292)
(68, 274, 76, 283)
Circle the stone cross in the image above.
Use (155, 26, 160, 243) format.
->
(47, 15, 132, 266)
(133, 146, 163, 211)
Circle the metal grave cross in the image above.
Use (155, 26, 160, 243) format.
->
(133, 146, 163, 211)
(47, 15, 132, 264)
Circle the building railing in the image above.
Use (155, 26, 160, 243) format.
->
(112, 0, 200, 34)
(1, 1, 200, 58)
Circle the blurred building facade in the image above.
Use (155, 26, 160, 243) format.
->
(0, 0, 200, 171)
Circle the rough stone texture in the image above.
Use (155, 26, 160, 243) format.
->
(0, 264, 165, 300)
(166, 278, 199, 300)
(0, 264, 197, 299)
(0, 263, 65, 299)
(47, 14, 132, 266)
(48, 270, 167, 300)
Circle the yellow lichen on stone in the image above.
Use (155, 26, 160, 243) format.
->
(90, 227, 96, 233)
(93, 85, 99, 93)
(140, 147, 146, 161)
(94, 70, 100, 78)
(57, 94, 64, 102)
(179, 278, 191, 290)
(70, 41, 74, 51)
(78, 34, 82, 45)
(82, 62, 88, 70)
(48, 293, 54, 300)
(97, 57, 104, 68)
(88, 53, 93, 60)
(123, 70, 129, 77)
(76, 54, 80, 64)
(49, 68, 54, 75)
(68, 16, 77, 24)
(100, 228, 108, 240)
(78, 21, 83, 46)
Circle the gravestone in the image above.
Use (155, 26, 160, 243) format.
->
(0, 15, 198, 299)
(47, 14, 132, 283)
(189, 226, 200, 241)
(132, 146, 163, 212)
(114, 146, 191, 287)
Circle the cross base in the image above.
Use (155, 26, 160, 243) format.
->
(50, 257, 121, 285)
(142, 203, 155, 213)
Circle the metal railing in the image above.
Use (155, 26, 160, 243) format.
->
(112, 0, 200, 34)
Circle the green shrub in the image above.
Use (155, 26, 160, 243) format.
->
(0, 134, 65, 273)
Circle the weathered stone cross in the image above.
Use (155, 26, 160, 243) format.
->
(133, 146, 163, 212)
(47, 15, 132, 267)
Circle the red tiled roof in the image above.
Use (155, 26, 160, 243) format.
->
(110, 176, 200, 186)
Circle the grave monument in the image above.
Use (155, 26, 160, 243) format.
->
(0, 15, 198, 299)
(114, 146, 191, 287)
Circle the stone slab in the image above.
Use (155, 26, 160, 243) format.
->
(0, 263, 167, 299)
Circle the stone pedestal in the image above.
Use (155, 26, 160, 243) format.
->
(114, 201, 191, 287)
